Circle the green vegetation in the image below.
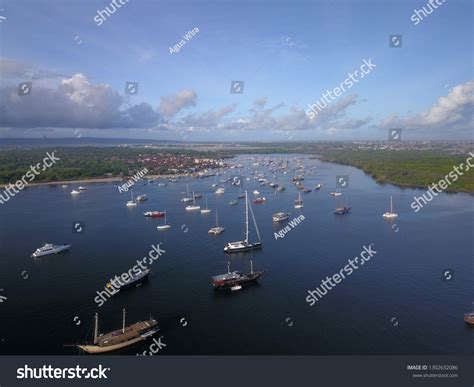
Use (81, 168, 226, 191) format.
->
(0, 147, 227, 184)
(318, 150, 474, 193)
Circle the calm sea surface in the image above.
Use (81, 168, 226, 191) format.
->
(0, 154, 472, 355)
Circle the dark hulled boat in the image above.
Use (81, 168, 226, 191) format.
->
(212, 261, 263, 291)
(334, 206, 351, 214)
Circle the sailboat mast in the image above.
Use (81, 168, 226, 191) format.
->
(244, 190, 249, 243)
(93, 313, 98, 344)
(122, 308, 126, 334)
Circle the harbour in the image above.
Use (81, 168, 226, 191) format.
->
(0, 154, 472, 355)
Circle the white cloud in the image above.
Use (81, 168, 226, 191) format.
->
(380, 80, 474, 133)
(159, 89, 197, 117)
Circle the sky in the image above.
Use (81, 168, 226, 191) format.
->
(0, 0, 472, 141)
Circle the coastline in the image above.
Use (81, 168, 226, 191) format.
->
(0, 174, 195, 189)
(316, 156, 474, 194)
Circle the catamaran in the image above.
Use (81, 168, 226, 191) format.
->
(31, 243, 71, 258)
(185, 192, 201, 211)
(224, 191, 262, 253)
(157, 211, 171, 230)
(383, 196, 398, 218)
(76, 309, 159, 354)
(294, 192, 304, 209)
(200, 197, 211, 214)
(208, 209, 225, 235)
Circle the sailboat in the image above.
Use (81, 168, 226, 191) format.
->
(200, 197, 211, 214)
(77, 309, 159, 354)
(383, 196, 398, 218)
(294, 192, 304, 209)
(212, 260, 263, 291)
(330, 187, 342, 196)
(208, 209, 225, 235)
(126, 190, 137, 207)
(224, 191, 262, 253)
(157, 211, 171, 230)
(181, 184, 193, 202)
(334, 196, 351, 214)
(185, 192, 201, 211)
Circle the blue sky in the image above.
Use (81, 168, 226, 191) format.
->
(0, 0, 472, 141)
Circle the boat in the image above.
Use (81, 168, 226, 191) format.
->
(334, 197, 351, 214)
(136, 194, 147, 202)
(252, 190, 260, 195)
(78, 186, 87, 191)
(303, 188, 312, 193)
(212, 260, 263, 291)
(208, 209, 225, 235)
(194, 193, 202, 199)
(315, 184, 322, 190)
(106, 268, 151, 292)
(181, 184, 193, 202)
(70, 189, 80, 195)
(229, 200, 238, 205)
(143, 211, 165, 218)
(224, 191, 262, 253)
(277, 186, 285, 192)
(156, 211, 171, 230)
(201, 198, 211, 214)
(212, 183, 218, 188)
(61, 184, 68, 188)
(334, 206, 351, 214)
(253, 197, 266, 204)
(272, 212, 290, 222)
(464, 312, 474, 325)
(158, 182, 167, 187)
(330, 187, 342, 196)
(237, 194, 245, 199)
(383, 196, 398, 218)
(77, 309, 159, 354)
(294, 192, 304, 209)
(32, 243, 71, 258)
(215, 187, 225, 194)
(185, 193, 201, 211)
(126, 190, 137, 207)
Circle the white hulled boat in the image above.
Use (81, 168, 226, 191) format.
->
(224, 191, 262, 253)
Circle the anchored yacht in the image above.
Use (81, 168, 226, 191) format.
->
(32, 243, 71, 258)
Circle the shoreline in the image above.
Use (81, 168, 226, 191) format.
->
(316, 157, 474, 194)
(0, 174, 197, 189)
